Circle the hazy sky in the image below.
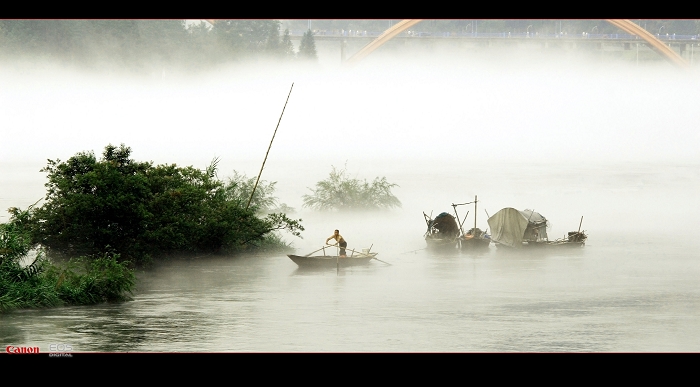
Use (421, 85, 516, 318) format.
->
(2, 47, 698, 165)
(1, 42, 699, 234)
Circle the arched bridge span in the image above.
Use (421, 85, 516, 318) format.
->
(344, 19, 690, 69)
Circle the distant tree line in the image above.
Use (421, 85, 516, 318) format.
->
(0, 20, 318, 74)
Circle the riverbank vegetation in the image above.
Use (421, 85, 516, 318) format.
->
(302, 164, 401, 211)
(0, 144, 303, 312)
(0, 206, 135, 313)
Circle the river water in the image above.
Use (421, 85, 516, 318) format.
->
(1, 53, 699, 352)
(1, 160, 699, 353)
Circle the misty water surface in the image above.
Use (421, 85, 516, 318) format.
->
(1, 48, 699, 352)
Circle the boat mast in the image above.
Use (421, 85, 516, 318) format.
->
(474, 195, 477, 232)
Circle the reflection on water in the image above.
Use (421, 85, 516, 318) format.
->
(2, 229, 699, 352)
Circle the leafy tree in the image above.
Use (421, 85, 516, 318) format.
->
(302, 165, 401, 211)
(298, 29, 318, 61)
(27, 144, 303, 263)
(0, 203, 37, 265)
(263, 22, 281, 55)
(281, 28, 295, 59)
(31, 144, 151, 259)
(212, 20, 284, 57)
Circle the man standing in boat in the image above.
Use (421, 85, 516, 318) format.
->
(326, 229, 347, 257)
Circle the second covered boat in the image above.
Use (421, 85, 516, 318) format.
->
(486, 207, 587, 249)
(452, 195, 491, 250)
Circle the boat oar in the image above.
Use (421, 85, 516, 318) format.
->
(345, 245, 391, 265)
(304, 246, 327, 257)
(372, 256, 392, 265)
(401, 247, 426, 254)
(364, 244, 390, 265)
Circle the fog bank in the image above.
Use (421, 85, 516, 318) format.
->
(1, 52, 699, 238)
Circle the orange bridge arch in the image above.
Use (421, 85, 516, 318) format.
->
(344, 19, 690, 69)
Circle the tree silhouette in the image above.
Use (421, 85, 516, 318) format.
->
(297, 29, 317, 61)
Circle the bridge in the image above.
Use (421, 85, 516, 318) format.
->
(288, 29, 699, 42)
(291, 20, 696, 69)
(289, 31, 698, 65)
(208, 20, 697, 68)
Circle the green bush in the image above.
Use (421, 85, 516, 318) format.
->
(45, 253, 135, 305)
(302, 165, 402, 211)
(26, 144, 303, 263)
(0, 253, 134, 313)
(1, 207, 134, 313)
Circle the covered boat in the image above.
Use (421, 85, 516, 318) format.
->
(423, 211, 460, 250)
(487, 208, 586, 248)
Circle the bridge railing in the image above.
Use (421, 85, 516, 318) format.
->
(288, 29, 699, 41)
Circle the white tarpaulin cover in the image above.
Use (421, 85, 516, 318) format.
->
(487, 208, 548, 247)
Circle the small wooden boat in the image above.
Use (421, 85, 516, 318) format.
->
(460, 228, 491, 249)
(521, 231, 587, 248)
(288, 253, 378, 267)
(287, 246, 378, 268)
(453, 196, 491, 250)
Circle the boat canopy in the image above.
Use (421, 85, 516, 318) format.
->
(428, 212, 460, 238)
(487, 208, 549, 247)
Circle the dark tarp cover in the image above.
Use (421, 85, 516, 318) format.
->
(428, 212, 460, 238)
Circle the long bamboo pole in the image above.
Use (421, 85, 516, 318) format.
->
(460, 211, 469, 232)
(452, 204, 464, 235)
(474, 195, 478, 233)
(246, 83, 294, 210)
(578, 216, 584, 233)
